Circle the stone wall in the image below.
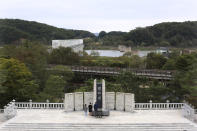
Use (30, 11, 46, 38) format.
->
(125, 93, 135, 112)
(74, 92, 83, 111)
(64, 93, 74, 111)
(64, 92, 135, 112)
(116, 92, 125, 111)
(106, 92, 115, 110)
(84, 92, 93, 105)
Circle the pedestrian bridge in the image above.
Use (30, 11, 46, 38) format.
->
(69, 66, 175, 80)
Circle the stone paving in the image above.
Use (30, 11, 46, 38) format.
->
(0, 110, 197, 131)
(0, 109, 196, 124)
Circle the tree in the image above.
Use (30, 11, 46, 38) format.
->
(175, 55, 193, 72)
(118, 72, 147, 101)
(0, 58, 38, 107)
(2, 41, 49, 89)
(0, 68, 7, 93)
(159, 41, 170, 46)
(146, 53, 167, 69)
(43, 75, 66, 102)
(98, 31, 107, 38)
(162, 59, 176, 70)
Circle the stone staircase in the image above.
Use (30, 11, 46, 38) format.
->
(0, 123, 197, 131)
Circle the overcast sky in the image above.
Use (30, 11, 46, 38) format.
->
(0, 0, 197, 32)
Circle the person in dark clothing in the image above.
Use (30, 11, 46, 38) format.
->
(94, 102, 98, 111)
(94, 102, 98, 117)
(88, 103, 92, 116)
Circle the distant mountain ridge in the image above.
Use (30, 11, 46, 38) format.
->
(0, 19, 95, 45)
(0, 19, 197, 47)
(99, 21, 197, 47)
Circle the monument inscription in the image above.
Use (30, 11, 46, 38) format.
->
(96, 83, 102, 109)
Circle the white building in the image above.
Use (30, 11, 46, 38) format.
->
(52, 39, 84, 52)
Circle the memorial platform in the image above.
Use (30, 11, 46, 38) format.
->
(0, 109, 197, 130)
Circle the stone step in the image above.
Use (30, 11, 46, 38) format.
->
(1, 123, 196, 131)
(6, 123, 194, 126)
(3, 124, 194, 128)
(0, 128, 196, 131)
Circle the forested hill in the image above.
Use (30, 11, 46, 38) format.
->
(1, 19, 197, 47)
(99, 21, 197, 47)
(0, 19, 95, 45)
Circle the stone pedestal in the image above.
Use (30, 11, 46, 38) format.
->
(93, 79, 97, 105)
(102, 79, 106, 110)
(106, 92, 115, 110)
(125, 93, 135, 112)
(116, 92, 125, 111)
(93, 79, 109, 116)
(64, 93, 74, 111)
(74, 92, 83, 111)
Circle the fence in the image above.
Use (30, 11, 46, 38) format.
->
(135, 100, 184, 110)
(14, 100, 184, 110)
(15, 100, 64, 109)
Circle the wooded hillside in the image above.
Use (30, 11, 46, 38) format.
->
(99, 21, 197, 47)
(0, 19, 95, 45)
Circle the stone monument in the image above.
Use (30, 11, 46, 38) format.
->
(64, 79, 135, 114)
(93, 79, 109, 116)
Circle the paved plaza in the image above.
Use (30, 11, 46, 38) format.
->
(0, 109, 194, 124)
(0, 109, 197, 130)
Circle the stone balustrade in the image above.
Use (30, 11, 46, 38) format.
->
(4, 100, 17, 119)
(182, 102, 196, 121)
(135, 100, 184, 110)
(15, 100, 64, 109)
(14, 100, 185, 110)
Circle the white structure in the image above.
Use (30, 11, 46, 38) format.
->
(74, 92, 83, 111)
(52, 39, 84, 52)
(1, 110, 197, 130)
(116, 92, 125, 111)
(1, 100, 197, 130)
(64, 91, 135, 112)
(64, 93, 74, 111)
(93, 79, 106, 111)
(106, 92, 115, 110)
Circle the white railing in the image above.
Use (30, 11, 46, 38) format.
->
(15, 100, 64, 109)
(15, 100, 185, 110)
(182, 102, 196, 121)
(4, 100, 17, 119)
(135, 100, 184, 110)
